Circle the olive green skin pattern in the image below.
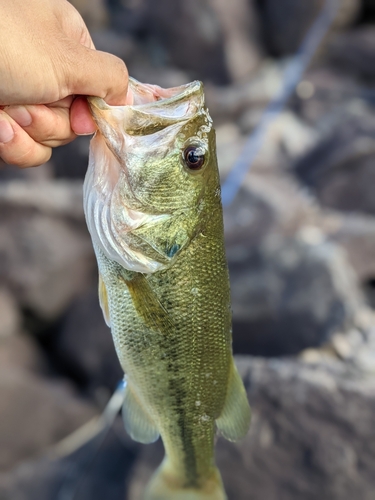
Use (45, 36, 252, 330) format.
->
(84, 80, 250, 498)
(95, 133, 231, 487)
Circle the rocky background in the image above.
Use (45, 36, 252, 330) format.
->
(1, 0, 375, 499)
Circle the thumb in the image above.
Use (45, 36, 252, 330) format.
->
(64, 44, 129, 106)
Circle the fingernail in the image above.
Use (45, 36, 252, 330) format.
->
(0, 119, 14, 143)
(6, 106, 32, 127)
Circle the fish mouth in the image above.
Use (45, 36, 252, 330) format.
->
(88, 78, 205, 136)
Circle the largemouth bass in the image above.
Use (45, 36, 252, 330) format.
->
(83, 78, 251, 500)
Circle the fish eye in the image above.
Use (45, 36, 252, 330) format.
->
(183, 146, 205, 170)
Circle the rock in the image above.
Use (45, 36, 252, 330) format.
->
(257, 0, 325, 56)
(128, 355, 375, 500)
(207, 0, 263, 82)
(329, 27, 375, 80)
(143, 0, 230, 84)
(291, 65, 369, 126)
(0, 334, 45, 374)
(224, 172, 365, 356)
(0, 419, 137, 500)
(324, 213, 375, 282)
(52, 287, 123, 392)
(215, 123, 246, 177)
(257, 0, 360, 56)
(69, 0, 108, 31)
(0, 181, 96, 320)
(294, 101, 375, 216)
(105, 0, 263, 84)
(205, 61, 284, 124)
(0, 288, 21, 339)
(229, 233, 362, 356)
(237, 110, 317, 161)
(0, 368, 96, 471)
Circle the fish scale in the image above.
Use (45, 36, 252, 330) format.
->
(84, 77, 250, 499)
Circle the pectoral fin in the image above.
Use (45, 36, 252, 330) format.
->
(122, 383, 160, 444)
(99, 274, 111, 327)
(216, 361, 251, 441)
(122, 273, 174, 334)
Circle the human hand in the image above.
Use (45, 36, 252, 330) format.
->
(0, 0, 129, 168)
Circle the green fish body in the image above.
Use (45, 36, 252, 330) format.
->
(83, 78, 251, 500)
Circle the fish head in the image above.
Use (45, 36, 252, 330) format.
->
(83, 78, 220, 274)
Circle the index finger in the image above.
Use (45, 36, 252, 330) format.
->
(63, 44, 129, 106)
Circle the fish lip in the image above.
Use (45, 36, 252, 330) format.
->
(128, 77, 204, 109)
(88, 78, 205, 125)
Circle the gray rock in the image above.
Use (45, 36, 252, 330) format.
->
(0, 288, 21, 339)
(294, 102, 375, 216)
(143, 0, 230, 84)
(326, 213, 375, 281)
(257, 0, 360, 56)
(52, 287, 123, 392)
(224, 173, 364, 356)
(329, 27, 375, 80)
(291, 66, 371, 126)
(0, 419, 137, 500)
(257, 0, 325, 56)
(205, 61, 284, 124)
(0, 334, 45, 375)
(207, 0, 263, 82)
(0, 368, 96, 471)
(0, 181, 95, 320)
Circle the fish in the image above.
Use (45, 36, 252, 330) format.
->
(83, 77, 251, 500)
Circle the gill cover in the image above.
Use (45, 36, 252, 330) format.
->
(83, 78, 208, 274)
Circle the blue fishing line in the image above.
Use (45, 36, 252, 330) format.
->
(221, 0, 341, 207)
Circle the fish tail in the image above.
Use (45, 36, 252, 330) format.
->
(144, 459, 227, 500)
